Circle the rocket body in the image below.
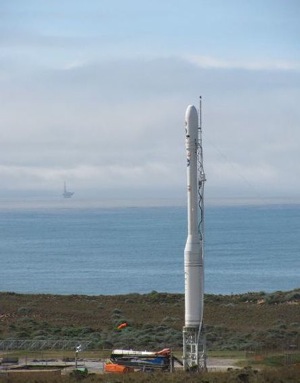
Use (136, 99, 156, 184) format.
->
(184, 105, 204, 328)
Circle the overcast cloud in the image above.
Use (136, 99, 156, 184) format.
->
(0, 0, 299, 205)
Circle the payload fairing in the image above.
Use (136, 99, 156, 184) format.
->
(183, 103, 206, 371)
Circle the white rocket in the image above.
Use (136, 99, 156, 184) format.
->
(184, 105, 204, 329)
(183, 104, 206, 370)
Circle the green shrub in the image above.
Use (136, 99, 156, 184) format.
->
(17, 307, 32, 315)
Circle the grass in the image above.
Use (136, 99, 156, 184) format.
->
(0, 289, 299, 352)
(244, 351, 300, 368)
(1, 366, 300, 383)
(207, 350, 247, 358)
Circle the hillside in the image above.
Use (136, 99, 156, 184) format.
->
(0, 289, 299, 351)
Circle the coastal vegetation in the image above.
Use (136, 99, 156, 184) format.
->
(1, 366, 300, 383)
(0, 289, 299, 352)
(0, 289, 299, 382)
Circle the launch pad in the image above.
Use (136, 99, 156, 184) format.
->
(183, 326, 206, 370)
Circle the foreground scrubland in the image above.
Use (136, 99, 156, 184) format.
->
(0, 289, 300, 382)
(1, 366, 300, 383)
(0, 289, 299, 351)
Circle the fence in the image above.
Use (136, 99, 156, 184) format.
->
(0, 340, 92, 351)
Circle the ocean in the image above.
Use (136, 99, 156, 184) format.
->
(0, 203, 299, 296)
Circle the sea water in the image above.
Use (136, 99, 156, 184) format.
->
(0, 204, 299, 295)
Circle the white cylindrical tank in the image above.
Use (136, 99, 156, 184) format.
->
(184, 105, 204, 328)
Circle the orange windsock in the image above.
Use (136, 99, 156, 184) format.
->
(117, 322, 128, 330)
(156, 348, 171, 356)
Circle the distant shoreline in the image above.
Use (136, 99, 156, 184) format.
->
(1, 287, 299, 297)
(0, 197, 299, 210)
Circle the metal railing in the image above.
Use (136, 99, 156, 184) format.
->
(0, 339, 92, 351)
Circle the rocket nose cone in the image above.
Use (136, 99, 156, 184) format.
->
(185, 105, 198, 137)
(185, 105, 198, 125)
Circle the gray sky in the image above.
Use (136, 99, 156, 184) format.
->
(1, 0, 299, 205)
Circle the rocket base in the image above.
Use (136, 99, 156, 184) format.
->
(182, 325, 207, 371)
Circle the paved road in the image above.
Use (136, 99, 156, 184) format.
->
(10, 357, 239, 374)
(207, 357, 239, 371)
